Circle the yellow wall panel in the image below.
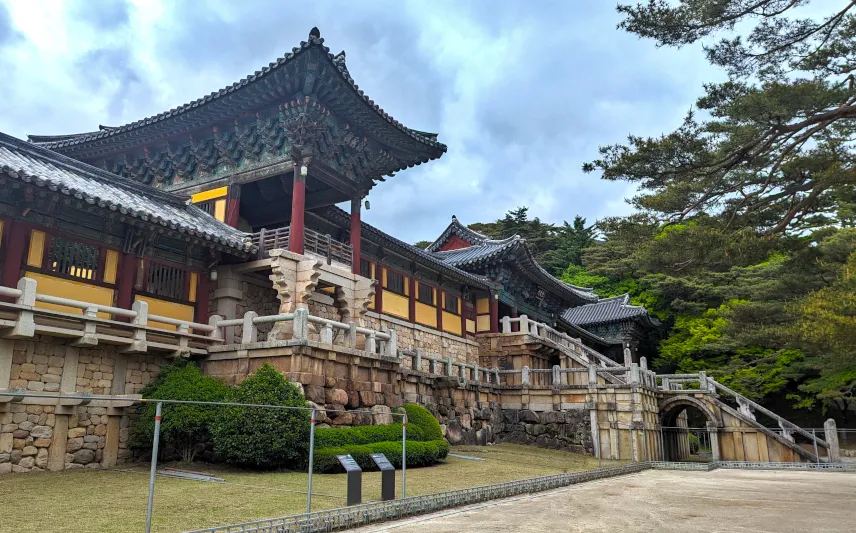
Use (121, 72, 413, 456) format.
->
(103, 250, 119, 284)
(383, 292, 409, 319)
(27, 230, 45, 267)
(191, 186, 228, 203)
(476, 297, 489, 315)
(466, 319, 476, 334)
(135, 295, 195, 331)
(442, 311, 462, 336)
(415, 302, 437, 328)
(189, 272, 198, 303)
(26, 272, 114, 319)
(214, 199, 227, 222)
(476, 314, 491, 332)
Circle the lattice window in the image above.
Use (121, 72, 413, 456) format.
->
(386, 270, 405, 295)
(417, 283, 434, 305)
(146, 262, 187, 300)
(444, 293, 459, 314)
(47, 237, 99, 280)
(197, 201, 214, 215)
(360, 258, 373, 279)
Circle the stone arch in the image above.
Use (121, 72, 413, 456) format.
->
(658, 395, 721, 462)
(659, 394, 720, 427)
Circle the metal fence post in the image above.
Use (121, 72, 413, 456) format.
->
(402, 412, 407, 499)
(307, 408, 317, 513)
(145, 402, 163, 533)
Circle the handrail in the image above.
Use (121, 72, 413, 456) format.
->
(707, 377, 828, 448)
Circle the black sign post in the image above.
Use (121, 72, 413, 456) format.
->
(337, 455, 362, 506)
(371, 453, 396, 501)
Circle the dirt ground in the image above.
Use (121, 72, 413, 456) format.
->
(351, 469, 856, 533)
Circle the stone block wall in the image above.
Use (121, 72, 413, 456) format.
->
(363, 312, 478, 365)
(236, 277, 280, 340)
(496, 408, 593, 454)
(0, 336, 166, 475)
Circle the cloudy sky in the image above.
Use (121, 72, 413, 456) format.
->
(0, 0, 718, 243)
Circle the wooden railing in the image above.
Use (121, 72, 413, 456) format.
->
(252, 226, 291, 260)
(304, 227, 352, 267)
(250, 225, 353, 267)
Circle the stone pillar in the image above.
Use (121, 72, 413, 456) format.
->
(623, 342, 632, 367)
(116, 253, 138, 311)
(706, 420, 721, 461)
(0, 338, 12, 389)
(47, 413, 69, 472)
(350, 197, 361, 275)
(213, 266, 244, 343)
(1, 221, 27, 289)
(589, 407, 601, 458)
(102, 411, 121, 468)
(289, 163, 306, 255)
(824, 418, 841, 462)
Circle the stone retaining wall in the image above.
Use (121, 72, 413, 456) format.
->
(496, 408, 593, 454)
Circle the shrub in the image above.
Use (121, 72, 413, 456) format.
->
(131, 359, 229, 462)
(211, 364, 310, 469)
(312, 440, 447, 473)
(404, 404, 443, 441)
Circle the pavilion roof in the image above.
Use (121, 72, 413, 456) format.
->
(431, 234, 598, 305)
(28, 28, 445, 188)
(0, 132, 252, 253)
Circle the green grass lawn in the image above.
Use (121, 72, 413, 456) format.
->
(0, 444, 623, 533)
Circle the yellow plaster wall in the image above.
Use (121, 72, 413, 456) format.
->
(27, 230, 45, 268)
(25, 272, 114, 319)
(383, 292, 409, 320)
(135, 295, 195, 331)
(415, 302, 437, 328)
(213, 199, 227, 222)
(442, 311, 462, 335)
(476, 314, 491, 332)
(103, 250, 119, 284)
(189, 272, 198, 303)
(476, 297, 489, 314)
(191, 186, 228, 203)
(466, 318, 476, 334)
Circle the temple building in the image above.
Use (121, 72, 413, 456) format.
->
(0, 27, 817, 476)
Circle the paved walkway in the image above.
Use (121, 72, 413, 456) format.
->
(351, 469, 856, 533)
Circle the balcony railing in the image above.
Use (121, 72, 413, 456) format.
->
(251, 225, 352, 267)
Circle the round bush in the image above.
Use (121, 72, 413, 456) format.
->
(404, 404, 444, 441)
(211, 364, 310, 469)
(131, 359, 229, 462)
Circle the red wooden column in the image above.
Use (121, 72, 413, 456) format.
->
(460, 292, 468, 337)
(375, 265, 384, 313)
(225, 184, 241, 228)
(116, 253, 138, 310)
(436, 289, 444, 332)
(350, 197, 361, 275)
(511, 307, 519, 332)
(408, 274, 417, 323)
(489, 293, 499, 333)
(195, 274, 210, 324)
(289, 163, 306, 255)
(2, 221, 28, 289)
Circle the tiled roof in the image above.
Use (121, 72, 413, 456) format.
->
(562, 294, 652, 326)
(28, 28, 445, 158)
(0, 132, 252, 252)
(431, 235, 598, 304)
(424, 216, 490, 252)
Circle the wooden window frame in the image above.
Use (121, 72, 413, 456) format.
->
(417, 282, 435, 306)
(359, 258, 373, 279)
(443, 293, 460, 315)
(386, 268, 406, 296)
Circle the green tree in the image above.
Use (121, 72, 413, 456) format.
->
(131, 359, 229, 462)
(212, 364, 310, 469)
(586, 2, 856, 237)
(413, 240, 432, 249)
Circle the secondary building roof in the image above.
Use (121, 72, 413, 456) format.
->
(0, 132, 252, 253)
(562, 294, 657, 327)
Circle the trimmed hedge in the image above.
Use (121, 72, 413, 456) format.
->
(404, 404, 443, 440)
(312, 440, 449, 473)
(315, 423, 425, 449)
